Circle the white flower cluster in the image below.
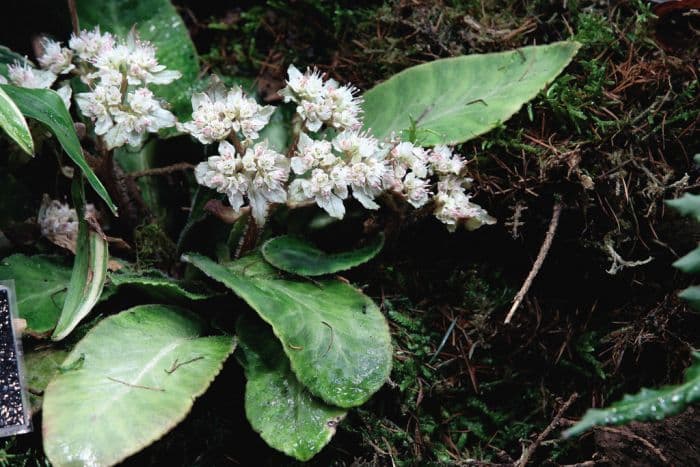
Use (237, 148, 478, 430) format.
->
(179, 79, 274, 145)
(186, 66, 494, 230)
(195, 140, 289, 225)
(1, 42, 73, 109)
(1, 27, 180, 150)
(279, 65, 362, 132)
(71, 28, 180, 149)
(37, 196, 96, 252)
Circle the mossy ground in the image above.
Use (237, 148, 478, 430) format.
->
(1, 0, 699, 465)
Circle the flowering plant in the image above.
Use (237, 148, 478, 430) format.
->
(0, 1, 578, 463)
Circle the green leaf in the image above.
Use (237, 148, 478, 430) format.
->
(182, 252, 392, 408)
(76, 0, 199, 126)
(673, 247, 700, 274)
(0, 255, 71, 336)
(0, 86, 34, 155)
(262, 234, 384, 276)
(564, 352, 700, 438)
(678, 285, 700, 311)
(109, 268, 214, 301)
(52, 177, 109, 341)
(361, 42, 581, 146)
(666, 193, 700, 223)
(0, 85, 117, 214)
(24, 347, 70, 412)
(237, 314, 346, 461)
(42, 304, 235, 467)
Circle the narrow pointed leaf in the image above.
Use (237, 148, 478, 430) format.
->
(237, 315, 346, 461)
(43, 304, 235, 467)
(0, 85, 117, 214)
(0, 255, 71, 336)
(262, 234, 384, 276)
(52, 178, 109, 341)
(182, 252, 392, 408)
(0, 86, 34, 155)
(362, 41, 580, 146)
(564, 352, 700, 437)
(673, 247, 700, 274)
(666, 193, 700, 222)
(679, 286, 700, 310)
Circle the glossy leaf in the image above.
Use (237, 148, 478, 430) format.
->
(109, 268, 214, 301)
(0, 85, 117, 214)
(52, 178, 109, 341)
(362, 41, 580, 146)
(673, 247, 700, 274)
(564, 352, 700, 437)
(237, 314, 346, 461)
(43, 305, 235, 467)
(76, 0, 199, 125)
(678, 286, 700, 310)
(262, 234, 384, 276)
(666, 193, 700, 222)
(667, 192, 700, 309)
(182, 252, 392, 408)
(0, 255, 71, 336)
(0, 86, 34, 155)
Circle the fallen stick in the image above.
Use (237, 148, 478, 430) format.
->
(516, 392, 578, 467)
(505, 201, 562, 324)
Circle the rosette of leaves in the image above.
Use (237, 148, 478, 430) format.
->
(0, 0, 585, 462)
(564, 180, 700, 437)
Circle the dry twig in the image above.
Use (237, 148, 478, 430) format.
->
(130, 162, 195, 179)
(505, 201, 562, 323)
(516, 393, 578, 467)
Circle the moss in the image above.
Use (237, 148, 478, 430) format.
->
(134, 223, 177, 271)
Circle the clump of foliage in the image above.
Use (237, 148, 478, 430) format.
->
(0, 0, 582, 464)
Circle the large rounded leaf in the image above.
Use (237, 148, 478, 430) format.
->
(0, 255, 71, 336)
(261, 234, 384, 276)
(42, 305, 235, 467)
(0, 86, 34, 155)
(237, 315, 346, 461)
(362, 41, 580, 146)
(183, 252, 392, 408)
(24, 348, 69, 412)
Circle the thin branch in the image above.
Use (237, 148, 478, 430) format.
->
(516, 393, 578, 467)
(597, 426, 669, 465)
(227, 131, 245, 156)
(107, 376, 165, 392)
(129, 162, 195, 179)
(67, 0, 79, 35)
(164, 356, 204, 374)
(505, 201, 562, 324)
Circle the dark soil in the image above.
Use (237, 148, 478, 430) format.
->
(1, 0, 699, 465)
